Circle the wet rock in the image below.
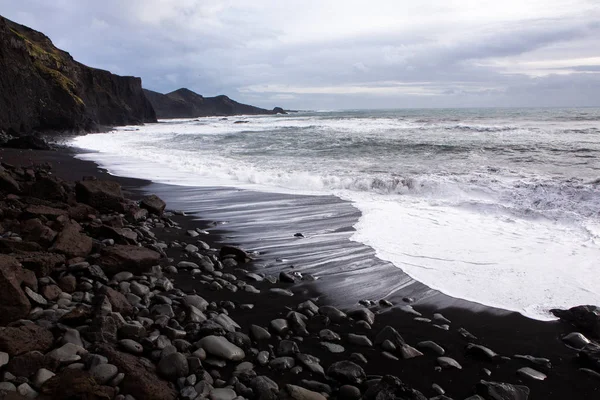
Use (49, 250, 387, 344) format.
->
(158, 352, 189, 380)
(476, 380, 530, 400)
(562, 332, 590, 349)
(517, 367, 547, 381)
(270, 318, 289, 334)
(458, 328, 478, 341)
(319, 329, 341, 341)
(101, 286, 134, 316)
(214, 313, 240, 332)
(398, 305, 421, 316)
(50, 220, 93, 258)
(327, 361, 366, 385)
(466, 343, 499, 361)
(96, 343, 177, 400)
(257, 351, 270, 366)
(437, 357, 462, 370)
(220, 246, 251, 263)
(40, 284, 62, 301)
(278, 340, 300, 356)
(551, 305, 600, 339)
(417, 341, 445, 356)
(433, 313, 451, 324)
(140, 194, 166, 216)
(269, 288, 294, 296)
(16, 252, 64, 278)
(296, 353, 324, 375)
(400, 344, 423, 359)
(374, 326, 405, 348)
(99, 244, 161, 276)
(0, 352, 8, 368)
(579, 341, 600, 371)
(270, 356, 295, 371)
(347, 334, 373, 347)
(319, 306, 346, 323)
(17, 382, 38, 398)
(32, 368, 55, 389)
(0, 325, 54, 356)
(250, 325, 272, 341)
(279, 271, 297, 283)
(363, 375, 426, 400)
(47, 343, 87, 364)
(198, 335, 245, 361)
(250, 376, 279, 400)
(320, 342, 345, 353)
(381, 340, 396, 352)
(513, 355, 551, 369)
(288, 311, 309, 336)
(75, 179, 124, 212)
(348, 308, 375, 325)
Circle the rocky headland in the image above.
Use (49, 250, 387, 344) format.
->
(143, 88, 286, 119)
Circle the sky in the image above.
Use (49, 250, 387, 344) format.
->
(2, 0, 600, 109)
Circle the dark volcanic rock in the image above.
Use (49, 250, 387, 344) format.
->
(50, 220, 93, 258)
(96, 344, 177, 400)
(0, 15, 156, 135)
(75, 179, 124, 212)
(41, 369, 115, 400)
(363, 375, 426, 400)
(476, 380, 530, 400)
(144, 87, 281, 119)
(98, 244, 161, 275)
(0, 324, 54, 356)
(326, 361, 366, 385)
(0, 255, 33, 324)
(140, 194, 166, 216)
(552, 305, 600, 339)
(16, 251, 65, 277)
(2, 135, 51, 150)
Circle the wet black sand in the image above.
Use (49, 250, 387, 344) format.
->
(2, 146, 598, 399)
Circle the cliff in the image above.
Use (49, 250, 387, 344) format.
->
(144, 88, 285, 119)
(0, 15, 156, 134)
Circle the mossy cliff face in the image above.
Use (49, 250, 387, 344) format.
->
(0, 16, 156, 134)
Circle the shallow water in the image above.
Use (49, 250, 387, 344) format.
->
(71, 107, 600, 319)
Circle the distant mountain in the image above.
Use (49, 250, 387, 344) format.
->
(0, 15, 156, 135)
(144, 88, 286, 119)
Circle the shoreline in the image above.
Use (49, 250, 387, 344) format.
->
(1, 145, 599, 399)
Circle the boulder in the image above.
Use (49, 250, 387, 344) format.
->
(26, 176, 67, 201)
(0, 168, 20, 194)
(0, 325, 54, 356)
(6, 351, 60, 378)
(75, 180, 124, 212)
(326, 361, 366, 385)
(96, 344, 177, 400)
(24, 204, 68, 220)
(98, 244, 161, 276)
(552, 305, 600, 339)
(41, 369, 115, 400)
(157, 352, 189, 380)
(363, 375, 426, 400)
(50, 220, 93, 258)
(19, 219, 57, 246)
(281, 384, 327, 400)
(140, 194, 166, 216)
(0, 255, 32, 324)
(198, 335, 245, 361)
(99, 286, 134, 316)
(2, 136, 51, 150)
(476, 380, 530, 400)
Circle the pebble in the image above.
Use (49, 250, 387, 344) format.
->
(400, 344, 423, 359)
(433, 313, 451, 324)
(319, 306, 347, 322)
(466, 343, 498, 361)
(398, 305, 421, 316)
(209, 388, 237, 400)
(257, 351, 270, 366)
(158, 352, 189, 380)
(514, 354, 552, 369)
(32, 368, 55, 389)
(90, 363, 119, 384)
(517, 367, 547, 381)
(269, 288, 294, 296)
(0, 352, 8, 369)
(17, 383, 38, 398)
(347, 334, 373, 347)
(119, 339, 144, 354)
(417, 341, 445, 355)
(0, 382, 16, 392)
(432, 383, 445, 395)
(327, 360, 366, 385)
(319, 329, 341, 341)
(284, 384, 327, 400)
(297, 353, 324, 375)
(381, 340, 396, 352)
(320, 342, 345, 353)
(437, 357, 462, 370)
(339, 384, 361, 400)
(198, 335, 245, 361)
(270, 357, 296, 371)
(270, 318, 289, 334)
(458, 327, 478, 340)
(25, 287, 47, 305)
(47, 343, 87, 363)
(382, 351, 399, 361)
(250, 325, 272, 341)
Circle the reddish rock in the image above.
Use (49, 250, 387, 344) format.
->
(41, 369, 115, 400)
(100, 286, 133, 316)
(20, 218, 57, 246)
(0, 238, 43, 254)
(6, 350, 59, 378)
(60, 305, 93, 326)
(0, 167, 21, 193)
(0, 255, 32, 324)
(122, 202, 148, 222)
(16, 252, 65, 277)
(99, 245, 160, 276)
(140, 194, 166, 216)
(41, 284, 62, 301)
(76, 180, 124, 212)
(26, 176, 67, 201)
(96, 344, 177, 400)
(68, 203, 98, 222)
(58, 274, 77, 293)
(0, 324, 54, 356)
(50, 220, 93, 258)
(24, 204, 68, 220)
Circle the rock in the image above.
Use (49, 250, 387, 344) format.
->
(269, 288, 294, 296)
(458, 327, 478, 341)
(5, 351, 59, 378)
(198, 335, 245, 361)
(0, 167, 20, 193)
(99, 244, 161, 275)
(296, 353, 324, 375)
(17, 382, 38, 398)
(76, 180, 124, 212)
(50, 220, 93, 258)
(270, 318, 289, 334)
(466, 343, 499, 361)
(210, 388, 237, 400)
(374, 326, 405, 348)
(158, 352, 189, 380)
(213, 313, 240, 332)
(58, 275, 77, 293)
(0, 382, 16, 392)
(0, 351, 8, 368)
(416, 341, 445, 356)
(551, 305, 600, 339)
(220, 246, 251, 263)
(250, 376, 279, 400)
(476, 380, 530, 400)
(3, 136, 51, 150)
(0, 325, 54, 356)
(398, 305, 421, 316)
(40, 370, 114, 399)
(278, 340, 300, 356)
(562, 332, 590, 349)
(319, 329, 341, 341)
(96, 344, 177, 400)
(399, 344, 423, 359)
(119, 339, 144, 354)
(363, 375, 426, 400)
(41, 284, 62, 301)
(579, 341, 600, 371)
(513, 355, 551, 369)
(16, 252, 65, 278)
(437, 357, 462, 369)
(101, 286, 134, 316)
(250, 325, 272, 341)
(0, 255, 33, 324)
(140, 194, 166, 216)
(348, 308, 375, 325)
(319, 306, 346, 323)
(46, 343, 87, 364)
(347, 334, 373, 347)
(24, 286, 47, 305)
(282, 384, 327, 400)
(339, 385, 361, 400)
(270, 356, 295, 371)
(517, 367, 547, 381)
(90, 363, 119, 384)
(320, 342, 345, 353)
(433, 313, 451, 324)
(326, 361, 366, 385)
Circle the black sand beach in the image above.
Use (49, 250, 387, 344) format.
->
(1, 146, 599, 399)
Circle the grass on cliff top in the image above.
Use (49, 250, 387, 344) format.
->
(10, 27, 84, 106)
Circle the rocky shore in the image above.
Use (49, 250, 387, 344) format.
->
(0, 149, 599, 400)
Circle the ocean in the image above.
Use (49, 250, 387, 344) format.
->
(70, 107, 600, 320)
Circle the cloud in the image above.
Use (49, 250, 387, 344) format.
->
(1, 0, 599, 108)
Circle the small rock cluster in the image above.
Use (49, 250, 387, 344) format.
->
(2, 160, 593, 399)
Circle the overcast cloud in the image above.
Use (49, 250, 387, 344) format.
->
(2, 0, 600, 109)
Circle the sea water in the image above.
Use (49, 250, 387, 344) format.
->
(71, 108, 600, 320)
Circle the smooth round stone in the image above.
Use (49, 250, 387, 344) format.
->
(319, 306, 346, 322)
(398, 305, 421, 316)
(158, 352, 189, 380)
(513, 354, 552, 369)
(269, 357, 295, 371)
(0, 352, 8, 369)
(17, 383, 38, 398)
(347, 334, 373, 347)
(381, 340, 396, 352)
(400, 344, 423, 359)
(562, 332, 590, 349)
(257, 351, 270, 366)
(437, 357, 462, 370)
(433, 313, 452, 324)
(417, 341, 445, 356)
(339, 385, 361, 400)
(382, 351, 399, 361)
(198, 336, 245, 361)
(319, 329, 341, 341)
(284, 384, 327, 400)
(269, 288, 294, 297)
(32, 368, 55, 389)
(209, 388, 237, 400)
(119, 339, 144, 354)
(517, 367, 547, 381)
(296, 353, 324, 375)
(466, 344, 498, 361)
(320, 342, 345, 353)
(0, 382, 16, 392)
(270, 319, 289, 334)
(250, 325, 271, 341)
(432, 383, 445, 395)
(47, 343, 87, 363)
(90, 363, 119, 384)
(113, 272, 134, 282)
